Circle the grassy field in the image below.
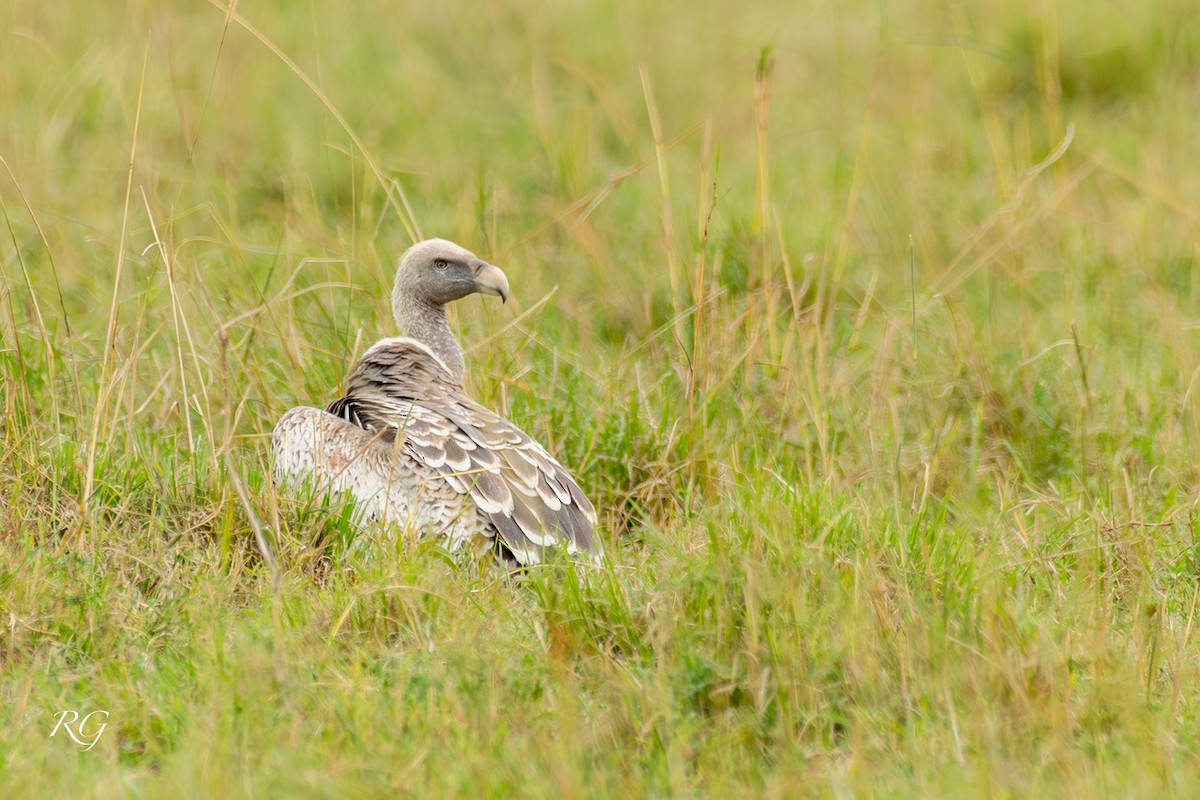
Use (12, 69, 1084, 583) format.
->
(2, 0, 1200, 795)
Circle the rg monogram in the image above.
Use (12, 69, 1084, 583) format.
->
(50, 710, 109, 751)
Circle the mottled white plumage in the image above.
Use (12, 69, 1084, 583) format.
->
(271, 240, 601, 565)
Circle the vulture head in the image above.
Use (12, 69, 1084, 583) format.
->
(392, 238, 509, 314)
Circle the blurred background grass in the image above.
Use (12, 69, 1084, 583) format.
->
(3, 0, 1200, 796)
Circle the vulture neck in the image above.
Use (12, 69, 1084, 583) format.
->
(395, 296, 465, 383)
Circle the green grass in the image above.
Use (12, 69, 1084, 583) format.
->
(3, 0, 1200, 795)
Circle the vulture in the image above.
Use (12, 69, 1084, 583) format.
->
(271, 239, 601, 566)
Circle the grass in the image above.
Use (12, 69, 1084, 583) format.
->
(2, 0, 1200, 795)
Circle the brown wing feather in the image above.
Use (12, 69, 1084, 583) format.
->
(332, 338, 601, 564)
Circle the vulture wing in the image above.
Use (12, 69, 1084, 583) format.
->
(325, 337, 601, 565)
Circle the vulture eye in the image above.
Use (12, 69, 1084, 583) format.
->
(434, 259, 449, 270)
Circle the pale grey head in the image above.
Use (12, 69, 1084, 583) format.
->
(390, 238, 509, 382)
(392, 238, 508, 311)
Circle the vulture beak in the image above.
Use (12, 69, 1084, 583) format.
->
(471, 260, 509, 303)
